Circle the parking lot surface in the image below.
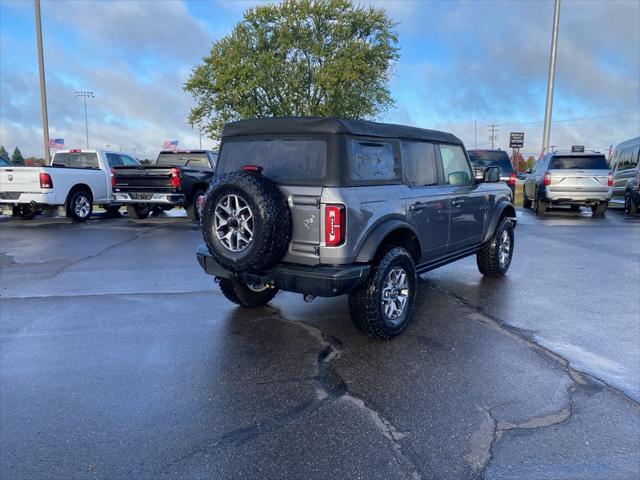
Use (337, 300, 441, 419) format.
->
(1, 208, 639, 479)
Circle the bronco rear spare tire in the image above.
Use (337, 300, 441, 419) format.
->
(201, 171, 291, 272)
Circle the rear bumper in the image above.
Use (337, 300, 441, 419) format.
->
(196, 244, 370, 297)
(0, 192, 55, 205)
(113, 192, 185, 205)
(543, 187, 611, 205)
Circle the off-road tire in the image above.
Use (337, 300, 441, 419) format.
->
(591, 203, 607, 217)
(66, 190, 93, 222)
(201, 172, 291, 273)
(624, 192, 637, 215)
(348, 247, 418, 339)
(476, 217, 514, 278)
(186, 189, 205, 222)
(126, 204, 151, 219)
(522, 194, 532, 209)
(217, 277, 279, 307)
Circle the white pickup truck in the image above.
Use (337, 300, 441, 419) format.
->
(0, 149, 139, 221)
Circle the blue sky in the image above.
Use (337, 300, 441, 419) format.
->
(1, 0, 639, 159)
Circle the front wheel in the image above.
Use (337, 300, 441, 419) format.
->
(217, 277, 278, 307)
(66, 190, 93, 222)
(126, 204, 151, 219)
(477, 217, 514, 278)
(186, 189, 205, 222)
(348, 247, 418, 339)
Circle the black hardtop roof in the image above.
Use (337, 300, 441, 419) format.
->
(222, 117, 462, 145)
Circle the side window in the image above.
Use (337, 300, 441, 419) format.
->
(630, 147, 639, 168)
(401, 141, 438, 187)
(106, 153, 123, 167)
(438, 144, 472, 186)
(348, 139, 399, 182)
(121, 155, 138, 166)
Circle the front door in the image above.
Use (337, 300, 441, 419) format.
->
(437, 144, 486, 252)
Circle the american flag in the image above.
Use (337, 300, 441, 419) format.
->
(163, 140, 178, 149)
(46, 138, 64, 149)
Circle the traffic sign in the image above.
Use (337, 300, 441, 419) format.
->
(510, 132, 524, 149)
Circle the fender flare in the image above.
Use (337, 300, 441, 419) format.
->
(355, 219, 421, 263)
(482, 201, 517, 243)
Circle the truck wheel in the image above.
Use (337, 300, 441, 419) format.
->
(477, 217, 514, 278)
(103, 205, 122, 217)
(534, 197, 548, 215)
(624, 192, 637, 215)
(348, 247, 418, 339)
(201, 172, 291, 273)
(66, 190, 93, 222)
(591, 202, 607, 217)
(126, 204, 151, 219)
(522, 194, 532, 209)
(217, 277, 278, 307)
(186, 189, 205, 222)
(13, 205, 39, 220)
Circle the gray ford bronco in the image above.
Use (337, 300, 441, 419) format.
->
(196, 117, 516, 339)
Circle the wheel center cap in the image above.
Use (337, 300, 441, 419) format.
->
(228, 218, 239, 229)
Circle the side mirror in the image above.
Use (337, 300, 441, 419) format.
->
(483, 166, 500, 183)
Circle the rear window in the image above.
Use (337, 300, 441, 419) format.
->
(52, 152, 99, 169)
(549, 155, 608, 170)
(468, 151, 514, 175)
(156, 152, 211, 168)
(219, 139, 326, 182)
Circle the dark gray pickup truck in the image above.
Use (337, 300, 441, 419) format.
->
(197, 117, 516, 339)
(113, 150, 217, 221)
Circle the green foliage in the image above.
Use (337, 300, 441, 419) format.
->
(11, 147, 24, 165)
(185, 0, 399, 137)
(0, 145, 8, 159)
(524, 156, 535, 171)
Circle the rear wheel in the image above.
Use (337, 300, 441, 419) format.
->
(13, 205, 38, 220)
(66, 190, 93, 222)
(126, 204, 151, 219)
(591, 202, 607, 217)
(186, 189, 205, 222)
(624, 192, 638, 215)
(522, 194, 532, 209)
(477, 217, 514, 277)
(534, 196, 548, 215)
(348, 247, 417, 339)
(217, 277, 278, 307)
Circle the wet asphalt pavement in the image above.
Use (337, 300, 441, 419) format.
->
(1, 207, 638, 479)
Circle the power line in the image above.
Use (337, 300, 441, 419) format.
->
(488, 124, 499, 149)
(494, 111, 640, 127)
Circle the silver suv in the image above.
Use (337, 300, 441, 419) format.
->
(609, 136, 639, 214)
(196, 118, 516, 338)
(523, 150, 612, 216)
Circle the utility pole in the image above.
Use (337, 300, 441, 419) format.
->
(199, 124, 202, 149)
(34, 0, 50, 163)
(474, 120, 477, 149)
(488, 124, 499, 150)
(542, 0, 561, 156)
(75, 90, 94, 148)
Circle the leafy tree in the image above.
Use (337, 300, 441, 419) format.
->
(0, 145, 8, 159)
(185, 0, 399, 137)
(11, 147, 24, 165)
(524, 156, 536, 172)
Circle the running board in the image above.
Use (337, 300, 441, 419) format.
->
(416, 244, 482, 274)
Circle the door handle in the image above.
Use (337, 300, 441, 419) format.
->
(410, 202, 428, 211)
(451, 199, 465, 207)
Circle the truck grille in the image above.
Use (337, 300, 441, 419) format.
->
(0, 192, 21, 200)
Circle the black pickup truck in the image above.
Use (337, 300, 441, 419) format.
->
(113, 150, 217, 221)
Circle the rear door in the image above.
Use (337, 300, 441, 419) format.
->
(402, 140, 449, 261)
(546, 155, 610, 196)
(438, 144, 486, 252)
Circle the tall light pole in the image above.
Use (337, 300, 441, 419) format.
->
(75, 90, 94, 148)
(34, 0, 50, 163)
(542, 0, 561, 155)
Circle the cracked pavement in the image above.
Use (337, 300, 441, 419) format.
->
(1, 209, 639, 479)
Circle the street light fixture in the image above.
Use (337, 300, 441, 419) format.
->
(75, 90, 94, 148)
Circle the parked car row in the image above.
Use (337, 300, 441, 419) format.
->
(0, 148, 217, 222)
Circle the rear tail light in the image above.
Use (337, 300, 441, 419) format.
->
(39, 172, 53, 189)
(110, 167, 116, 188)
(69, 149, 81, 153)
(508, 172, 516, 186)
(242, 165, 263, 173)
(607, 172, 613, 187)
(543, 171, 552, 186)
(170, 167, 181, 188)
(325, 204, 345, 247)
